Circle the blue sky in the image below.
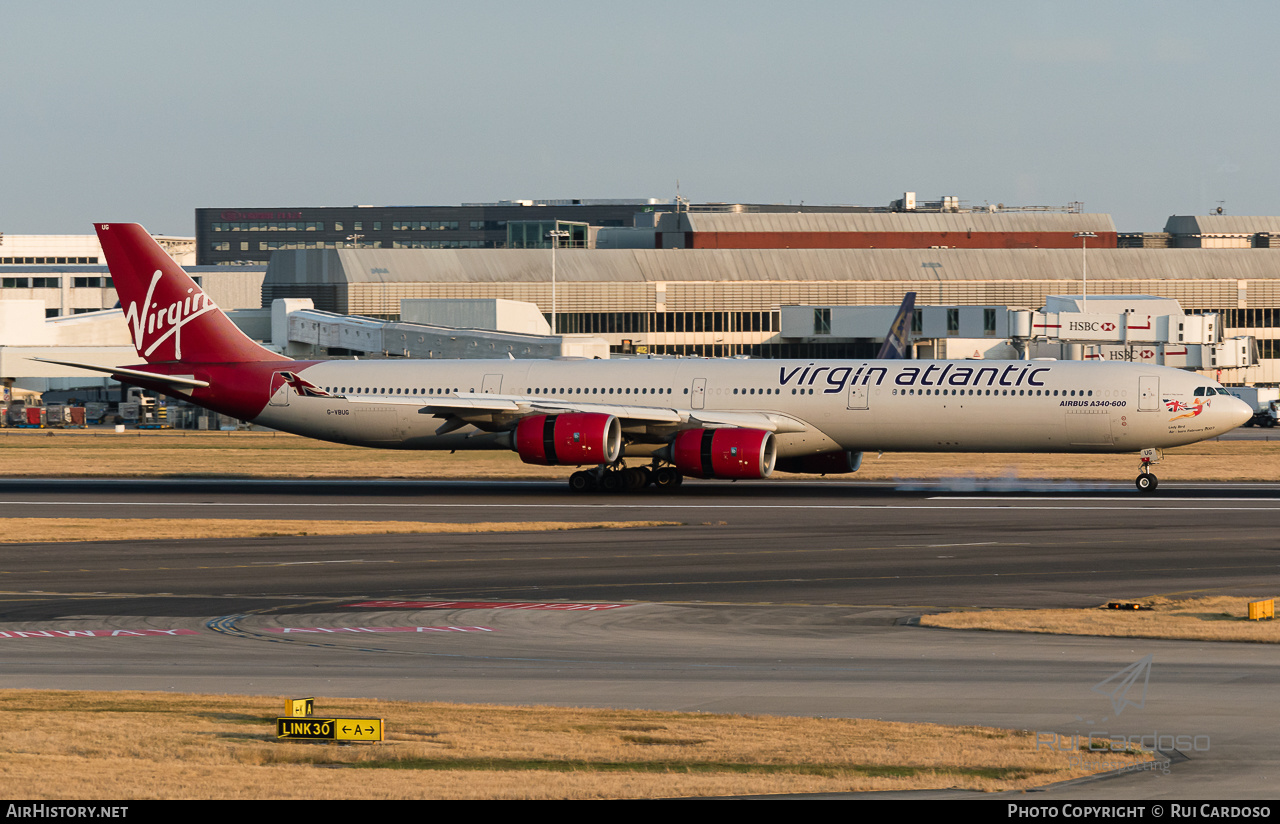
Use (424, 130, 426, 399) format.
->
(2, 1, 1276, 235)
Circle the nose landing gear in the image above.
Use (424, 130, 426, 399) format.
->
(1135, 448, 1162, 493)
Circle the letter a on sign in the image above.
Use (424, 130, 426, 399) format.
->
(286, 697, 314, 717)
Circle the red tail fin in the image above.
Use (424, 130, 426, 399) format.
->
(95, 223, 278, 364)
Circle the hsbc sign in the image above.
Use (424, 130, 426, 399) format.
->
(1065, 318, 1125, 338)
(1095, 347, 1160, 362)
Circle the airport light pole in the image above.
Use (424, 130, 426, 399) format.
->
(1074, 232, 1097, 312)
(548, 228, 570, 335)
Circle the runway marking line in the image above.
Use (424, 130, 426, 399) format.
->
(3, 499, 1280, 515)
(348, 600, 631, 611)
(264, 625, 493, 634)
(254, 560, 365, 566)
(930, 495, 1280, 502)
(895, 541, 1028, 549)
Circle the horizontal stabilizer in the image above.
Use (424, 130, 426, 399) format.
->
(27, 357, 210, 388)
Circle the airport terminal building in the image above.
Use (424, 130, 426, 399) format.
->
(194, 200, 888, 265)
(10, 197, 1280, 385)
(259, 242, 1280, 376)
(243, 202, 1280, 379)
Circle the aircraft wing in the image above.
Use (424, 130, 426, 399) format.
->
(346, 393, 678, 420)
(516, 399, 809, 433)
(687, 410, 810, 433)
(344, 393, 810, 438)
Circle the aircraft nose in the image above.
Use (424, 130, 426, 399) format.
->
(1223, 396, 1253, 429)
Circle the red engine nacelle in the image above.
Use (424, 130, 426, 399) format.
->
(514, 413, 622, 466)
(774, 450, 863, 475)
(670, 428, 776, 479)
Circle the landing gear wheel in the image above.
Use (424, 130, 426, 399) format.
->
(1135, 472, 1158, 492)
(653, 466, 683, 489)
(568, 470, 596, 493)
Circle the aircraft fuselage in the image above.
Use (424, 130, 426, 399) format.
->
(242, 357, 1244, 456)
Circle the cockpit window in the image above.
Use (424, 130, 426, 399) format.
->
(1217, 388, 1231, 395)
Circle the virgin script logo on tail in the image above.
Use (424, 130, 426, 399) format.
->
(122, 269, 220, 359)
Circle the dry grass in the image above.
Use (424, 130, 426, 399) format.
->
(0, 690, 1150, 799)
(0, 430, 1272, 482)
(871, 440, 1277, 484)
(0, 430, 573, 480)
(921, 596, 1280, 642)
(0, 518, 678, 544)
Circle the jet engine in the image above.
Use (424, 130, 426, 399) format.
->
(775, 449, 863, 475)
(513, 413, 622, 466)
(669, 428, 776, 479)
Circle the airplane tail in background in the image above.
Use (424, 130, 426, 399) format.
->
(876, 291, 916, 360)
(94, 223, 280, 364)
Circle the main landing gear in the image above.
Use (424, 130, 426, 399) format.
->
(1135, 447, 1162, 493)
(568, 462, 684, 493)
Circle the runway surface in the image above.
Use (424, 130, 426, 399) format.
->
(1, 478, 1278, 799)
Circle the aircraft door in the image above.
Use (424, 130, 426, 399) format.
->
(1138, 376, 1159, 411)
(268, 372, 291, 407)
(482, 374, 502, 395)
(1066, 411, 1114, 446)
(847, 384, 869, 410)
(691, 378, 707, 410)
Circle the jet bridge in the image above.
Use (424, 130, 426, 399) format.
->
(1010, 295, 1254, 370)
(785, 294, 1255, 373)
(276, 300, 610, 360)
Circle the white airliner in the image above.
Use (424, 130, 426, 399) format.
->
(39, 223, 1252, 493)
